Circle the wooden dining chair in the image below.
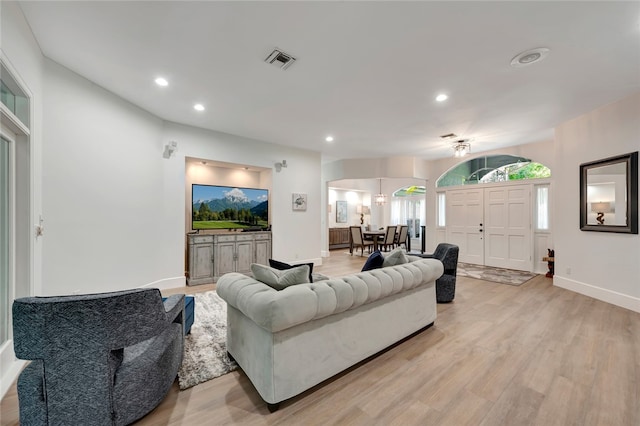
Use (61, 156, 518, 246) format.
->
(381, 226, 397, 251)
(394, 225, 409, 250)
(349, 226, 374, 256)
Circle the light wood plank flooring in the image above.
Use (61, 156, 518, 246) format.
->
(2, 251, 639, 425)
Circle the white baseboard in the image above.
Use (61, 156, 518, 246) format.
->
(1, 357, 26, 400)
(554, 275, 640, 313)
(140, 276, 187, 291)
(321, 250, 330, 258)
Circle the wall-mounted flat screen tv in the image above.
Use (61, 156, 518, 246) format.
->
(192, 184, 269, 230)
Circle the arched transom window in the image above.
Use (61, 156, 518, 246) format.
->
(436, 155, 551, 188)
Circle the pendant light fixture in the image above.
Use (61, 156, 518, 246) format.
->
(453, 139, 471, 158)
(374, 178, 387, 206)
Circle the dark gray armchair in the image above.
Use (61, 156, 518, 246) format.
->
(418, 243, 459, 303)
(12, 288, 185, 426)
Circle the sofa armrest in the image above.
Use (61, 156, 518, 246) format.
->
(163, 294, 185, 324)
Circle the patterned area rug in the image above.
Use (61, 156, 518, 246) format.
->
(457, 262, 537, 286)
(178, 291, 237, 390)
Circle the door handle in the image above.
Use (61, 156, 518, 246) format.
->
(479, 229, 483, 232)
(479, 223, 483, 227)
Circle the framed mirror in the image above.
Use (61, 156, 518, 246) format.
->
(580, 152, 638, 234)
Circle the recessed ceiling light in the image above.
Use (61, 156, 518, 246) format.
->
(510, 47, 550, 67)
(435, 94, 448, 102)
(325, 136, 334, 142)
(193, 104, 205, 111)
(154, 77, 168, 87)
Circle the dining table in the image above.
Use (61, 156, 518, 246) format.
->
(362, 230, 386, 252)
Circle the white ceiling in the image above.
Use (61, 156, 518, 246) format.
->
(18, 1, 640, 161)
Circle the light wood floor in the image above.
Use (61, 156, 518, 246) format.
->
(2, 251, 639, 425)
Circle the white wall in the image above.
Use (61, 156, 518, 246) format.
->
(163, 122, 322, 266)
(554, 92, 640, 312)
(38, 64, 323, 295)
(42, 59, 172, 295)
(327, 188, 369, 228)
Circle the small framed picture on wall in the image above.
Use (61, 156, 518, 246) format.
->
(292, 193, 307, 211)
(336, 200, 347, 223)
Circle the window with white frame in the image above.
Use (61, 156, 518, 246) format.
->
(1, 59, 31, 365)
(535, 185, 550, 231)
(391, 186, 425, 238)
(437, 192, 446, 227)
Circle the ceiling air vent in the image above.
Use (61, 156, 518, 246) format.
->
(440, 133, 457, 139)
(265, 48, 297, 70)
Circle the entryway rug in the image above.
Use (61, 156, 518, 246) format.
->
(457, 262, 537, 286)
(178, 291, 237, 390)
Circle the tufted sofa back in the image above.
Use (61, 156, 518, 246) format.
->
(217, 258, 443, 333)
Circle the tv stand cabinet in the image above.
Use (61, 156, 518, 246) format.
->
(187, 231, 272, 285)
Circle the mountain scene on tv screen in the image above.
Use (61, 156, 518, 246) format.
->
(192, 186, 268, 229)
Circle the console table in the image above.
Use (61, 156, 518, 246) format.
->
(328, 227, 350, 250)
(187, 231, 272, 285)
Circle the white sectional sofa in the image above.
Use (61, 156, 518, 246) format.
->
(216, 256, 444, 411)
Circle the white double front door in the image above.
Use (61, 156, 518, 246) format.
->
(446, 184, 532, 271)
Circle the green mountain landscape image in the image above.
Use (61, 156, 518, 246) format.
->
(192, 185, 268, 229)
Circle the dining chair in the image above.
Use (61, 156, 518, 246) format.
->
(349, 226, 374, 256)
(381, 226, 397, 251)
(394, 225, 409, 249)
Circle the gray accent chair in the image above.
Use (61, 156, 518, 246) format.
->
(418, 243, 459, 303)
(12, 288, 185, 426)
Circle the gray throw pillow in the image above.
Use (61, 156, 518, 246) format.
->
(383, 247, 409, 267)
(251, 263, 310, 290)
(311, 272, 330, 282)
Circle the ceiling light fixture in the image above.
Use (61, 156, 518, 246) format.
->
(193, 104, 205, 111)
(510, 47, 550, 68)
(374, 178, 387, 206)
(435, 93, 448, 102)
(325, 136, 334, 142)
(453, 139, 471, 158)
(154, 77, 169, 87)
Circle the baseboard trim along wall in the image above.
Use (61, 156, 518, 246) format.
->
(1, 358, 26, 400)
(554, 275, 640, 313)
(141, 276, 187, 291)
